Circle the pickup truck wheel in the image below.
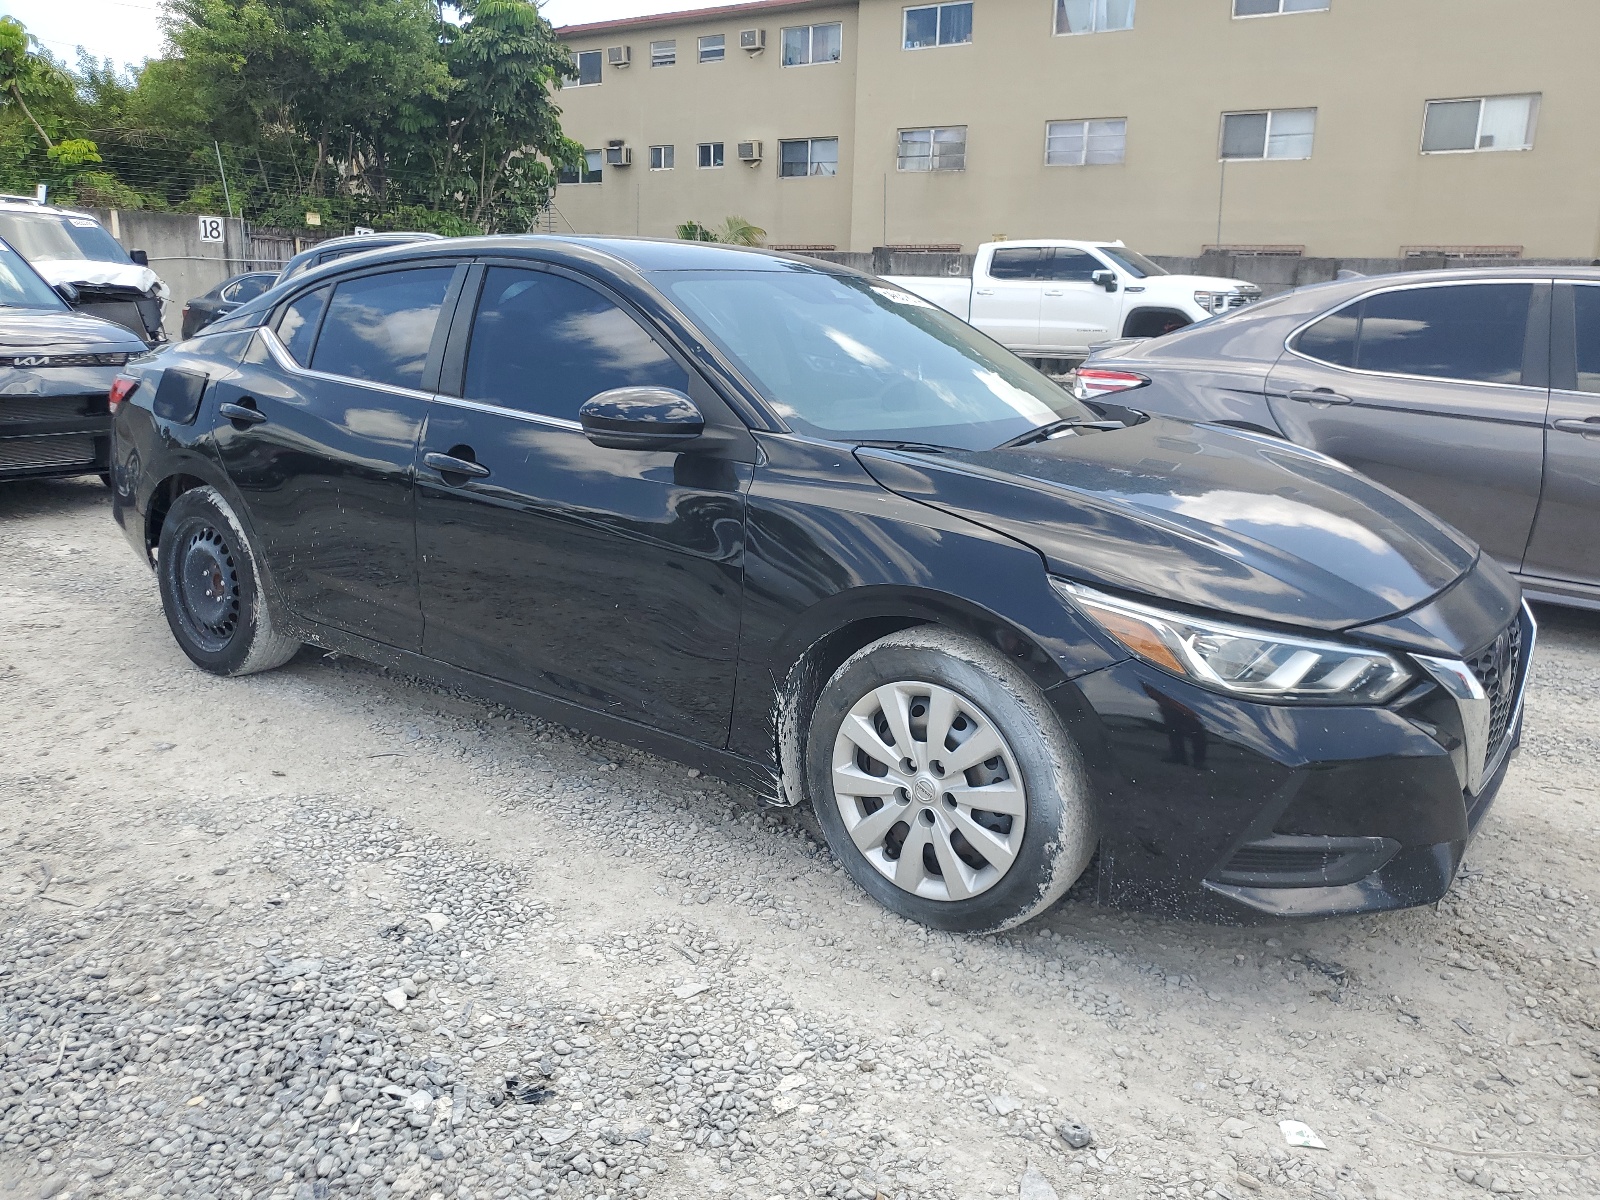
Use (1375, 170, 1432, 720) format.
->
(806, 627, 1096, 934)
(156, 485, 300, 676)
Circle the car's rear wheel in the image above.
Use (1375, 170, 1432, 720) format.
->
(156, 485, 300, 676)
(806, 627, 1096, 933)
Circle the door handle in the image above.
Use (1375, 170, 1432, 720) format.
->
(1552, 417, 1600, 437)
(219, 401, 266, 426)
(974, 288, 994, 296)
(1287, 389, 1353, 406)
(1044, 289, 1064, 297)
(423, 451, 491, 480)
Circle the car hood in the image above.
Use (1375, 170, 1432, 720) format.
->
(0, 307, 149, 353)
(29, 257, 168, 300)
(1157, 274, 1258, 292)
(855, 418, 1478, 631)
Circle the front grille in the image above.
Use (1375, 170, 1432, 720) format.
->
(1466, 619, 1524, 768)
(1209, 834, 1400, 889)
(0, 435, 96, 470)
(0, 395, 103, 424)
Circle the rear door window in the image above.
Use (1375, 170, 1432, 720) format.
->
(1573, 285, 1600, 394)
(1295, 283, 1533, 384)
(462, 267, 688, 422)
(1041, 248, 1102, 283)
(987, 248, 1043, 281)
(309, 268, 454, 389)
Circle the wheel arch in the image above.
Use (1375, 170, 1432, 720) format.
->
(1121, 307, 1194, 339)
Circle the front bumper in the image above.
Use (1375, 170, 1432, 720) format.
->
(0, 365, 117, 479)
(1050, 602, 1533, 921)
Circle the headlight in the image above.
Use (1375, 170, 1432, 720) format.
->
(1055, 581, 1414, 705)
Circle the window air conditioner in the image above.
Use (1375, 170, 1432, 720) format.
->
(606, 143, 632, 167)
(740, 29, 766, 52)
(607, 45, 631, 66)
(737, 141, 763, 163)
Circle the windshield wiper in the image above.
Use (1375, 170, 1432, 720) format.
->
(995, 417, 1126, 450)
(852, 439, 957, 454)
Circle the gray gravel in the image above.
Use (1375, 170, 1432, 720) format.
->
(2, 476, 1597, 1200)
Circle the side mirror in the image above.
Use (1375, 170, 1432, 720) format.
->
(1091, 270, 1119, 293)
(129, 249, 149, 267)
(579, 387, 704, 451)
(54, 282, 79, 305)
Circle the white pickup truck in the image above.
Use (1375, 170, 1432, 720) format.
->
(883, 239, 1260, 362)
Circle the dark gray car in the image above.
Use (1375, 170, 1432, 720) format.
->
(1075, 268, 1600, 610)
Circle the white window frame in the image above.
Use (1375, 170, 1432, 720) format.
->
(778, 137, 840, 178)
(1220, 108, 1316, 161)
(1045, 117, 1127, 166)
(566, 50, 603, 87)
(649, 145, 675, 170)
(650, 39, 677, 67)
(903, 3, 974, 50)
(698, 34, 726, 63)
(1421, 94, 1541, 155)
(1231, 0, 1329, 17)
(781, 22, 844, 67)
(1053, 0, 1136, 36)
(560, 149, 604, 185)
(897, 126, 967, 172)
(698, 142, 725, 169)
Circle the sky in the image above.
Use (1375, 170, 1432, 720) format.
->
(2, 0, 683, 72)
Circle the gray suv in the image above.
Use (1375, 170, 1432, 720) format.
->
(1075, 268, 1600, 610)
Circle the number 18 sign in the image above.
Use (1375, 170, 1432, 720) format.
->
(197, 215, 225, 243)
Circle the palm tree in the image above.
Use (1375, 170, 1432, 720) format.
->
(676, 216, 767, 247)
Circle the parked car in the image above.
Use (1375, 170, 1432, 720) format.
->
(276, 231, 443, 283)
(181, 271, 278, 339)
(0, 197, 168, 344)
(1075, 267, 1600, 611)
(111, 237, 1531, 931)
(883, 240, 1259, 364)
(0, 236, 148, 483)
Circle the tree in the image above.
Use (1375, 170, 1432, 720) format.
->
(677, 216, 767, 246)
(0, 17, 71, 150)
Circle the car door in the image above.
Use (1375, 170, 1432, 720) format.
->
(1521, 282, 1600, 591)
(970, 247, 1043, 348)
(211, 263, 464, 650)
(1037, 247, 1118, 354)
(415, 263, 754, 745)
(1265, 279, 1550, 572)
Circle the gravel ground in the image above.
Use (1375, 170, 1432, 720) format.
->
(1, 476, 1596, 1200)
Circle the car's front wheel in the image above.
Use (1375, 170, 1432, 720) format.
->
(806, 627, 1096, 933)
(156, 485, 300, 676)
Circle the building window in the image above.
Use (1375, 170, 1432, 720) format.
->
(781, 22, 843, 66)
(779, 137, 840, 177)
(904, 3, 973, 49)
(698, 142, 725, 169)
(1046, 118, 1126, 165)
(898, 127, 967, 172)
(1054, 0, 1135, 35)
(558, 149, 604, 185)
(566, 50, 602, 87)
(1422, 94, 1540, 154)
(1233, 0, 1328, 15)
(1221, 108, 1316, 159)
(649, 145, 675, 170)
(650, 40, 676, 67)
(699, 34, 725, 62)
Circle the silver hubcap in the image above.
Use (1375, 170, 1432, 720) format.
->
(831, 681, 1027, 902)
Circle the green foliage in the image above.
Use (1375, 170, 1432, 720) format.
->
(0, 3, 576, 234)
(678, 217, 767, 246)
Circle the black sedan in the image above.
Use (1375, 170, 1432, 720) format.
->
(110, 237, 1533, 931)
(1075, 267, 1600, 611)
(181, 271, 278, 339)
(0, 237, 147, 483)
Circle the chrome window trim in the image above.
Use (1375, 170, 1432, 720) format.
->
(428, 394, 583, 432)
(1559, 279, 1600, 398)
(1412, 599, 1536, 796)
(259, 325, 436, 402)
(1283, 276, 1555, 392)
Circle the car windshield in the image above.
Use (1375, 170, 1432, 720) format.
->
(1096, 247, 1167, 279)
(656, 268, 1092, 450)
(0, 238, 67, 309)
(0, 211, 130, 264)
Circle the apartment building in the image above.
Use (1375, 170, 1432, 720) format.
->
(552, 0, 1600, 258)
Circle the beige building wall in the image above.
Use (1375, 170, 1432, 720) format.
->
(555, 0, 1600, 259)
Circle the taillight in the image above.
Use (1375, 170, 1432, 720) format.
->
(1071, 367, 1149, 402)
(108, 376, 139, 414)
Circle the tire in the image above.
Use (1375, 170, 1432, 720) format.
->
(806, 627, 1096, 934)
(156, 485, 300, 676)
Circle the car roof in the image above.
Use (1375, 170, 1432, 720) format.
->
(298, 234, 845, 274)
(0, 198, 102, 221)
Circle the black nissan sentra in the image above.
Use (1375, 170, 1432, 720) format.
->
(109, 237, 1534, 931)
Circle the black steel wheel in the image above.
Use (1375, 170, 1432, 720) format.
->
(156, 485, 300, 676)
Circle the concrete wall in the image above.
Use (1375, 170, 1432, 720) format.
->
(555, 0, 1600, 258)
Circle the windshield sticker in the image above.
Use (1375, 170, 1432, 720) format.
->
(69, 218, 101, 228)
(869, 285, 938, 311)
